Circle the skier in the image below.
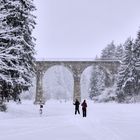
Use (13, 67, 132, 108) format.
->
(81, 100, 87, 117)
(73, 99, 80, 115)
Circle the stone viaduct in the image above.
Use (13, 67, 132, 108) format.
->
(34, 59, 120, 104)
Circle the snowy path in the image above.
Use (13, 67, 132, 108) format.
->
(0, 100, 140, 140)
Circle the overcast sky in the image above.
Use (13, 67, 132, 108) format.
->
(34, 0, 140, 59)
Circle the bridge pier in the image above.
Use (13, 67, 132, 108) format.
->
(73, 75, 81, 102)
(34, 70, 44, 104)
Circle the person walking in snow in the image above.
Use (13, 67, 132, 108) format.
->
(81, 100, 87, 117)
(73, 99, 80, 115)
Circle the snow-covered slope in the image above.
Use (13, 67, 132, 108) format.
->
(0, 100, 140, 140)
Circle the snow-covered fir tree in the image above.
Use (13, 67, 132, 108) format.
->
(0, 0, 36, 101)
(115, 44, 124, 60)
(89, 65, 105, 100)
(134, 29, 140, 57)
(101, 42, 124, 60)
(133, 29, 140, 96)
(101, 41, 116, 60)
(116, 38, 136, 102)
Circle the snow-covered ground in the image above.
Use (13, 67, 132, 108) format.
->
(0, 100, 140, 140)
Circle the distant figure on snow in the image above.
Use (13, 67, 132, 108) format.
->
(39, 104, 43, 115)
(81, 100, 87, 117)
(17, 98, 21, 104)
(73, 99, 80, 115)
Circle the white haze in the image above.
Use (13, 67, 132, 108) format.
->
(34, 0, 140, 59)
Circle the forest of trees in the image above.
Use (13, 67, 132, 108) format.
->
(0, 0, 140, 109)
(0, 0, 36, 108)
(100, 41, 124, 60)
(89, 29, 140, 103)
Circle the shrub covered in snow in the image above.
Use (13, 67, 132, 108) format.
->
(92, 85, 117, 103)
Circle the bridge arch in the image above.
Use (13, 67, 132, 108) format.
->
(35, 60, 120, 104)
(42, 65, 74, 101)
(80, 64, 113, 99)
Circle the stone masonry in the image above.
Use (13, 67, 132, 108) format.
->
(34, 60, 120, 104)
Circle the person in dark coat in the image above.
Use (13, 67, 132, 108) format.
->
(81, 100, 87, 117)
(73, 99, 80, 115)
(39, 104, 43, 115)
